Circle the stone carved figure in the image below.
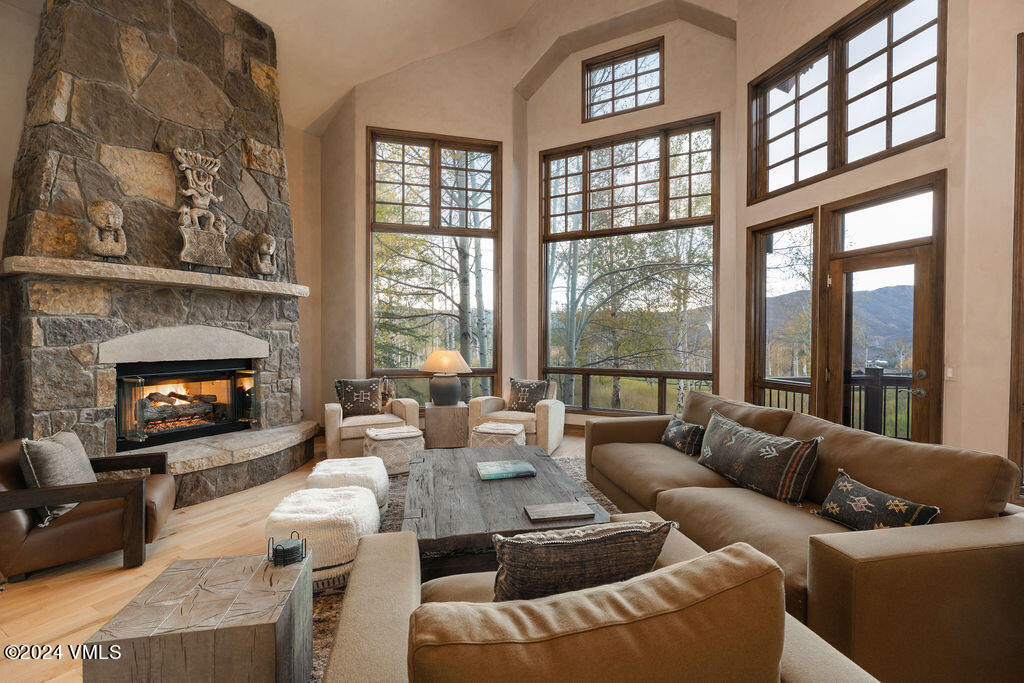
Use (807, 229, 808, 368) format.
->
(252, 232, 277, 276)
(87, 200, 127, 257)
(173, 147, 231, 268)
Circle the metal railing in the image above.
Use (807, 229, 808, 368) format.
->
(844, 366, 912, 439)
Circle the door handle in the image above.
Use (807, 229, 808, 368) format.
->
(898, 388, 927, 398)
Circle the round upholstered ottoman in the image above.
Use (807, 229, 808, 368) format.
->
(265, 487, 379, 592)
(363, 425, 424, 475)
(306, 456, 389, 517)
(470, 421, 527, 447)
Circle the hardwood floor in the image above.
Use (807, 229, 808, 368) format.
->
(0, 436, 587, 682)
(0, 455, 319, 682)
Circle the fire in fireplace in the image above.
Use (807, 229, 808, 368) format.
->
(116, 359, 255, 451)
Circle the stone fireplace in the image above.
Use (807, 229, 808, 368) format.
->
(0, 0, 313, 505)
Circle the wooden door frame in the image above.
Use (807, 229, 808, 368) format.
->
(1008, 33, 1024, 498)
(816, 169, 947, 443)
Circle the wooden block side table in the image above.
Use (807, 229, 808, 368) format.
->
(424, 401, 469, 448)
(83, 554, 312, 682)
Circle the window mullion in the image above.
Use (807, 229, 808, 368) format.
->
(430, 140, 441, 228)
(582, 147, 591, 232)
(659, 130, 669, 222)
(828, 37, 844, 171)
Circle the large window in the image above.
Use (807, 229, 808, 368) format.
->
(749, 0, 945, 202)
(542, 116, 718, 414)
(582, 37, 663, 122)
(368, 129, 500, 403)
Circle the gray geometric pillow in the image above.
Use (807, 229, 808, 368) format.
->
(492, 519, 676, 601)
(697, 410, 820, 504)
(813, 469, 941, 530)
(661, 417, 705, 455)
(335, 378, 383, 416)
(20, 431, 97, 526)
(507, 379, 550, 412)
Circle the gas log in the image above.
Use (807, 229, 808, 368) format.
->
(144, 401, 214, 421)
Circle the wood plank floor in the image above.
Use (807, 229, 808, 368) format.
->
(0, 436, 586, 682)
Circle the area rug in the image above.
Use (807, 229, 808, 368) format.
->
(309, 444, 620, 681)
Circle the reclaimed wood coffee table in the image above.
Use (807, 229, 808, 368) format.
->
(83, 554, 312, 682)
(403, 445, 610, 579)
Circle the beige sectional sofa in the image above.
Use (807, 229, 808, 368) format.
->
(586, 392, 1024, 682)
(325, 513, 875, 682)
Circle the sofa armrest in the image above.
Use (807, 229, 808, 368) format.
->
(469, 395, 505, 427)
(780, 614, 877, 682)
(90, 452, 168, 475)
(807, 515, 1024, 681)
(584, 415, 672, 479)
(534, 399, 565, 454)
(325, 402, 343, 458)
(388, 397, 420, 427)
(0, 479, 147, 569)
(324, 531, 421, 682)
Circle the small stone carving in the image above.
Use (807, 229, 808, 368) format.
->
(87, 200, 127, 257)
(252, 232, 277, 277)
(173, 147, 231, 268)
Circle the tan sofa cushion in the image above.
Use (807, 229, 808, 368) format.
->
(681, 391, 793, 434)
(409, 543, 786, 682)
(476, 410, 537, 433)
(656, 486, 847, 622)
(340, 412, 404, 440)
(784, 412, 1022, 521)
(591, 442, 731, 509)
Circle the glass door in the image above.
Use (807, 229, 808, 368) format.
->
(825, 245, 940, 442)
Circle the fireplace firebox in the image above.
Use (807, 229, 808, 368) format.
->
(116, 359, 255, 451)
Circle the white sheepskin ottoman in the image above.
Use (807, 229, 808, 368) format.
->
(363, 425, 424, 475)
(470, 421, 527, 447)
(265, 486, 379, 592)
(306, 456, 389, 517)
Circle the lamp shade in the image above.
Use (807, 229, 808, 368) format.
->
(419, 349, 472, 375)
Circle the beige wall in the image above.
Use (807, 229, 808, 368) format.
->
(283, 124, 323, 423)
(0, 1, 40, 245)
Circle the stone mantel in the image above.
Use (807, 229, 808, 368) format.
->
(1, 256, 309, 297)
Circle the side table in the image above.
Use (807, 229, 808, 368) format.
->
(424, 401, 469, 448)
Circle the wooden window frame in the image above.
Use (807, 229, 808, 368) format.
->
(366, 127, 502, 393)
(582, 37, 665, 123)
(746, 170, 946, 442)
(745, 208, 822, 414)
(748, 0, 947, 204)
(539, 114, 720, 416)
(1008, 33, 1024, 500)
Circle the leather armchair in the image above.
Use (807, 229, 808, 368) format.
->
(325, 397, 420, 459)
(0, 439, 175, 583)
(469, 379, 565, 454)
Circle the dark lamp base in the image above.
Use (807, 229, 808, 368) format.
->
(429, 374, 462, 406)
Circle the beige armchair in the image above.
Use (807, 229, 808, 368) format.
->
(324, 397, 419, 459)
(469, 379, 565, 454)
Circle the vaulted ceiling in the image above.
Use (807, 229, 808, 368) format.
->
(231, 0, 535, 131)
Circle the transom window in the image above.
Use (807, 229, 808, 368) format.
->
(583, 37, 664, 122)
(368, 129, 501, 404)
(543, 118, 715, 238)
(749, 0, 945, 202)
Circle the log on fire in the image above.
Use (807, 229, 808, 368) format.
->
(168, 392, 217, 404)
(144, 401, 214, 422)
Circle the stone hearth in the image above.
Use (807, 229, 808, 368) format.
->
(0, 0, 311, 483)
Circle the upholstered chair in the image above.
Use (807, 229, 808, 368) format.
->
(325, 391, 419, 459)
(469, 380, 565, 454)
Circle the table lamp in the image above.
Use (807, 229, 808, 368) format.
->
(419, 349, 472, 406)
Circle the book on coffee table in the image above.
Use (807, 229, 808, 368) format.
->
(524, 501, 596, 522)
(476, 459, 537, 480)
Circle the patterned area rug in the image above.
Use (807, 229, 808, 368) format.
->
(309, 442, 619, 681)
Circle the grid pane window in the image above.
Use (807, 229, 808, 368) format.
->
(584, 39, 663, 121)
(547, 154, 583, 234)
(763, 54, 830, 193)
(374, 141, 430, 225)
(750, 0, 945, 201)
(668, 127, 714, 219)
(590, 135, 660, 229)
(440, 148, 494, 229)
(844, 0, 939, 162)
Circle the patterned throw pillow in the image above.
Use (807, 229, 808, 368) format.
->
(697, 410, 820, 504)
(335, 378, 383, 416)
(492, 519, 676, 601)
(20, 431, 97, 526)
(379, 376, 395, 405)
(507, 379, 550, 412)
(813, 469, 941, 530)
(661, 417, 705, 455)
